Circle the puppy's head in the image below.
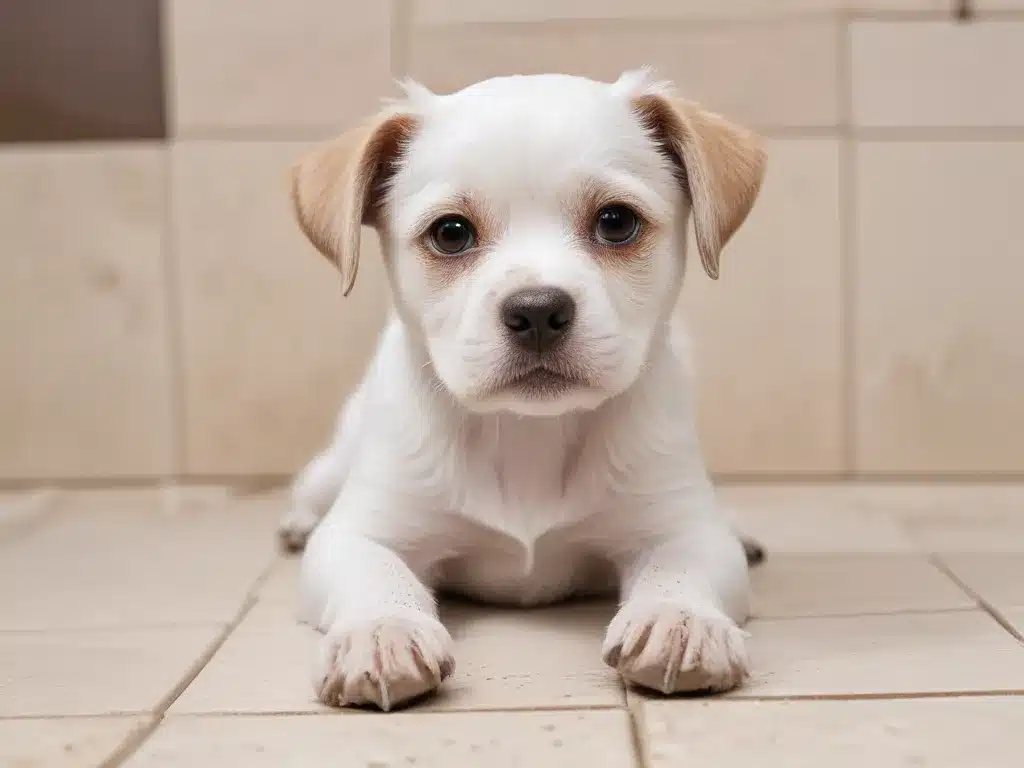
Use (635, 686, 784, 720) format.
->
(292, 70, 765, 416)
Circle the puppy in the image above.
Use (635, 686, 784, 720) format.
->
(281, 69, 767, 711)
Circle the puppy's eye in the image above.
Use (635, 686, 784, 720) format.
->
(429, 215, 476, 255)
(594, 205, 640, 246)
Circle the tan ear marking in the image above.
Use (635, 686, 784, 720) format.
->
(633, 94, 766, 279)
(290, 111, 418, 296)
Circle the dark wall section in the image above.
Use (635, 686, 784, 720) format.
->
(0, 0, 165, 142)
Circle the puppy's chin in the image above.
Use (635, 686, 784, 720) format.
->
(469, 386, 611, 417)
(448, 365, 628, 417)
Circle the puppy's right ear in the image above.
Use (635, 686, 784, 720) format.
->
(290, 110, 418, 296)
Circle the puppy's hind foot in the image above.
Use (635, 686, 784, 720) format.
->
(277, 504, 321, 553)
(741, 535, 766, 567)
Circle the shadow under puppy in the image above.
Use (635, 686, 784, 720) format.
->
(280, 68, 767, 711)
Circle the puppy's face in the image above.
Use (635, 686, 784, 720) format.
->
(292, 71, 765, 417)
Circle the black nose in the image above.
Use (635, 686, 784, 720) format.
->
(501, 287, 576, 353)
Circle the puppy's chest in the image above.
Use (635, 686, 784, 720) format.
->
(457, 416, 591, 541)
(441, 418, 608, 605)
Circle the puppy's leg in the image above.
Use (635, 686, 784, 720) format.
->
(278, 449, 345, 552)
(300, 520, 453, 711)
(603, 520, 751, 695)
(278, 389, 365, 552)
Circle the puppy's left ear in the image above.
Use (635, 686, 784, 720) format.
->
(633, 94, 766, 279)
(290, 109, 418, 296)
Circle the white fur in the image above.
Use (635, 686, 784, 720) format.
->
(286, 71, 757, 710)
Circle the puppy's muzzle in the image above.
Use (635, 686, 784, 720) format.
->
(500, 287, 576, 355)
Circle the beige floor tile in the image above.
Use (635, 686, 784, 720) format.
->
(172, 141, 390, 475)
(855, 142, 1024, 473)
(409, 20, 839, 129)
(0, 626, 221, 717)
(727, 611, 1024, 698)
(719, 485, 919, 553)
(681, 140, 843, 474)
(907, 516, 1024, 554)
(852, 21, 1024, 128)
(0, 488, 57, 541)
(640, 698, 1024, 768)
(0, 489, 279, 630)
(427, 601, 624, 711)
(127, 711, 636, 767)
(173, 599, 624, 714)
(257, 556, 301, 604)
(413, 0, 945, 22)
(168, 599, 323, 715)
(752, 554, 973, 618)
(168, 0, 392, 133)
(938, 554, 1024, 612)
(0, 717, 148, 768)
(0, 146, 172, 480)
(884, 485, 1024, 552)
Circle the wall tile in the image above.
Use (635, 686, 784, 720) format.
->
(168, 0, 392, 134)
(412, 1, 948, 23)
(973, 1, 1024, 9)
(0, 0, 165, 142)
(0, 146, 172, 479)
(855, 142, 1024, 473)
(408, 20, 840, 129)
(682, 140, 843, 474)
(172, 141, 390, 476)
(852, 21, 1024, 127)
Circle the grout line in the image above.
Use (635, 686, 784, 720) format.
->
(751, 606, 980, 623)
(713, 473, 1024, 484)
(8, 691, 1022, 725)
(0, 713, 153, 722)
(837, 11, 857, 476)
(929, 556, 1024, 644)
(626, 693, 650, 768)
(83, 126, 1024, 143)
(156, 0, 186, 476)
(8, 473, 1024, 492)
(0, 621, 229, 636)
(413, 12, 966, 32)
(97, 717, 164, 768)
(93, 690, 1024, 724)
(633, 689, 1024, 705)
(166, 703, 627, 718)
(101, 580, 266, 767)
(159, 141, 187, 479)
(0, 475, 291, 492)
(730, 689, 1024, 702)
(854, 127, 1024, 141)
(169, 125, 846, 141)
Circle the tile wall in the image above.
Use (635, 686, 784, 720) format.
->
(2, 0, 1022, 482)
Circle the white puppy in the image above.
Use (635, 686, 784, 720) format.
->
(282, 69, 766, 711)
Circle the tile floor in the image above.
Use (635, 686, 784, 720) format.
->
(1, 484, 1023, 767)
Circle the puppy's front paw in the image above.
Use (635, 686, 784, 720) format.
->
(314, 613, 454, 711)
(602, 601, 749, 695)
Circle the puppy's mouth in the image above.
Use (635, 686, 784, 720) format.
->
(504, 367, 581, 397)
(488, 357, 593, 400)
